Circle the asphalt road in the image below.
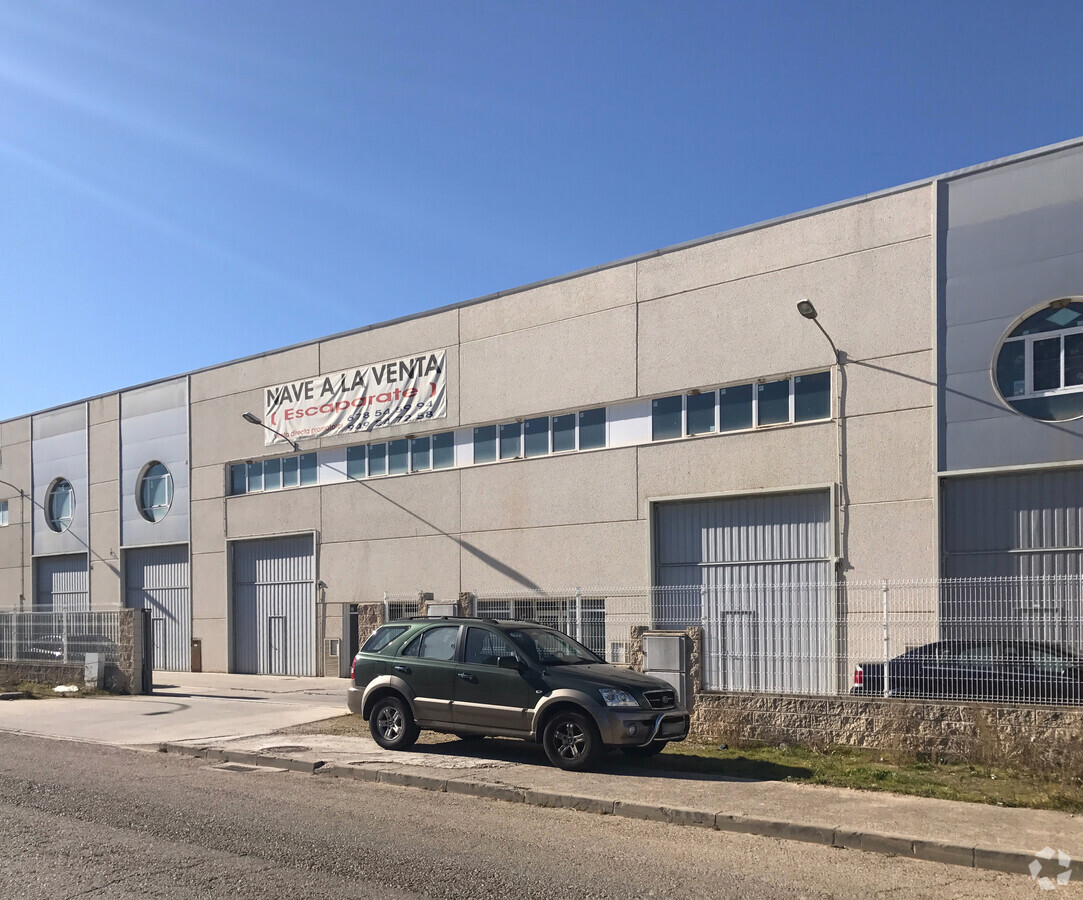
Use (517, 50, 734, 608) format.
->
(0, 734, 1047, 900)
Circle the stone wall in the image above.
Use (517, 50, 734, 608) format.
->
(356, 602, 386, 649)
(0, 661, 84, 687)
(691, 692, 1083, 771)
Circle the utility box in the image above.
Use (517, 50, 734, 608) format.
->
(642, 632, 692, 710)
(427, 602, 458, 617)
(84, 653, 101, 690)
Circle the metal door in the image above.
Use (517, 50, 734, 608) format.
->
(232, 535, 315, 676)
(654, 491, 834, 694)
(125, 544, 191, 672)
(34, 554, 89, 611)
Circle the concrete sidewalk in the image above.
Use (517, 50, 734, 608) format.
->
(159, 731, 1082, 882)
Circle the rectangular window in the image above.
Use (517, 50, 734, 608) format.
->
(346, 445, 366, 480)
(719, 383, 754, 431)
(388, 439, 409, 475)
(246, 461, 264, 492)
(578, 407, 606, 450)
(757, 379, 790, 426)
(299, 452, 318, 486)
(499, 422, 521, 459)
(432, 432, 455, 469)
(996, 341, 1027, 398)
(686, 392, 716, 435)
(0, 499, 8, 527)
(794, 371, 831, 422)
(1033, 337, 1061, 392)
(282, 455, 300, 487)
(263, 457, 282, 491)
(1066, 333, 1083, 387)
(552, 414, 576, 452)
(411, 436, 431, 471)
(474, 425, 497, 463)
(368, 443, 387, 476)
(651, 395, 683, 441)
(230, 464, 247, 495)
(524, 416, 549, 458)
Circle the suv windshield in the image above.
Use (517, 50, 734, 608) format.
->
(505, 627, 602, 666)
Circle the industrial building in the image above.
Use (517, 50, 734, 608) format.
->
(2, 137, 1083, 680)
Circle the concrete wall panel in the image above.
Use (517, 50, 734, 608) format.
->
(845, 408, 934, 504)
(89, 480, 119, 514)
(320, 535, 461, 606)
(460, 305, 637, 422)
(191, 551, 227, 621)
(459, 263, 636, 343)
(190, 345, 320, 404)
(191, 499, 225, 556)
(318, 309, 458, 375)
(636, 187, 931, 301)
(225, 490, 323, 540)
(191, 464, 225, 503)
(846, 499, 938, 581)
(320, 472, 461, 543)
(845, 351, 934, 419)
(460, 450, 638, 533)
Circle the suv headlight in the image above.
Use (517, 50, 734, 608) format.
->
(599, 688, 640, 708)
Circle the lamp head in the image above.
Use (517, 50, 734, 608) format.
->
(797, 299, 818, 320)
(241, 412, 262, 425)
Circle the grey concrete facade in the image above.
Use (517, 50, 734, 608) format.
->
(2, 137, 1083, 675)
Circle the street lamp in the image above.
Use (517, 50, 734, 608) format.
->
(241, 412, 300, 451)
(797, 299, 847, 572)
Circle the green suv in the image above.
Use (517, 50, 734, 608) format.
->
(347, 617, 690, 771)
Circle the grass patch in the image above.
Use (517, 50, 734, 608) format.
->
(285, 714, 1083, 813)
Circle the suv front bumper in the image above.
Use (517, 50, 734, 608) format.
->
(595, 707, 690, 747)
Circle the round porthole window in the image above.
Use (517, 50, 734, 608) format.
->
(137, 461, 174, 523)
(993, 298, 1083, 421)
(45, 478, 75, 533)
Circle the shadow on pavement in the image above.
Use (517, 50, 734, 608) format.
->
(400, 737, 812, 782)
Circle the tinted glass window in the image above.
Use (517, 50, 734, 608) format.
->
(418, 625, 459, 661)
(299, 452, 318, 486)
(719, 384, 753, 431)
(474, 425, 497, 463)
(411, 436, 431, 471)
(465, 628, 518, 665)
(246, 461, 263, 492)
(499, 422, 521, 459)
(652, 395, 683, 441)
(282, 455, 300, 487)
(45, 479, 75, 533)
(1033, 338, 1061, 392)
(138, 462, 173, 522)
(263, 458, 282, 490)
(578, 408, 606, 450)
(346, 446, 366, 479)
(757, 380, 790, 426)
(230, 464, 247, 495)
(368, 443, 387, 476)
(361, 625, 408, 654)
(388, 439, 409, 475)
(524, 417, 549, 457)
(552, 414, 576, 452)
(432, 432, 455, 469)
(794, 372, 831, 422)
(686, 392, 716, 435)
(996, 341, 1027, 398)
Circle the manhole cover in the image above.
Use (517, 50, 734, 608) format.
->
(216, 763, 258, 773)
(260, 745, 310, 754)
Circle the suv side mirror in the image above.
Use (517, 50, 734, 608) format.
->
(496, 655, 523, 672)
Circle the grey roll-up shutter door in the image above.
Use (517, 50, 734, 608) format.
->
(232, 535, 315, 676)
(125, 544, 191, 672)
(942, 469, 1083, 650)
(654, 491, 834, 694)
(35, 554, 89, 612)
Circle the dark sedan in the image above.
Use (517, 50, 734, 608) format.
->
(852, 640, 1083, 704)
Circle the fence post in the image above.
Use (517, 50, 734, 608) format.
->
(881, 579, 890, 698)
(574, 586, 582, 643)
(382, 591, 389, 621)
(62, 611, 69, 664)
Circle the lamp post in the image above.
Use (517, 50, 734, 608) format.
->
(796, 300, 847, 572)
(241, 412, 300, 451)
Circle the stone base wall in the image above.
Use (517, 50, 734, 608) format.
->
(356, 603, 386, 649)
(0, 661, 85, 687)
(691, 692, 1083, 771)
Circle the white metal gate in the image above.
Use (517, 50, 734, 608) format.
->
(654, 491, 834, 694)
(231, 535, 315, 676)
(125, 544, 191, 672)
(34, 554, 89, 611)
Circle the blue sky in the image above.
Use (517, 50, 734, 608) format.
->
(2, 1, 1082, 421)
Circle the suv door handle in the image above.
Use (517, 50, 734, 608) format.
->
(457, 672, 478, 683)
(394, 665, 412, 674)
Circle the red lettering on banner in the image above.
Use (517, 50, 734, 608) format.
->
(376, 392, 391, 403)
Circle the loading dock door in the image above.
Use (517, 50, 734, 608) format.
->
(125, 544, 191, 672)
(654, 491, 834, 694)
(232, 535, 315, 676)
(35, 554, 89, 611)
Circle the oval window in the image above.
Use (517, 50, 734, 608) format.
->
(45, 478, 75, 533)
(993, 299, 1083, 421)
(138, 462, 174, 523)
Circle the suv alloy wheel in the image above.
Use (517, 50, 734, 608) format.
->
(542, 710, 601, 771)
(369, 695, 420, 750)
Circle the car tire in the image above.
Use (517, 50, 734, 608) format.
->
(369, 695, 419, 751)
(620, 740, 668, 758)
(542, 710, 601, 771)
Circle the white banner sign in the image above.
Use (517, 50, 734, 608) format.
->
(262, 350, 446, 445)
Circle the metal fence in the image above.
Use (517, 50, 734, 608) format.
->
(0, 611, 124, 665)
(469, 577, 1083, 707)
(383, 593, 422, 621)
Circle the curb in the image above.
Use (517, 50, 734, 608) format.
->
(158, 742, 1036, 877)
(0, 692, 24, 701)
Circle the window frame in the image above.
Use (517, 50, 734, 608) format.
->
(137, 461, 174, 523)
